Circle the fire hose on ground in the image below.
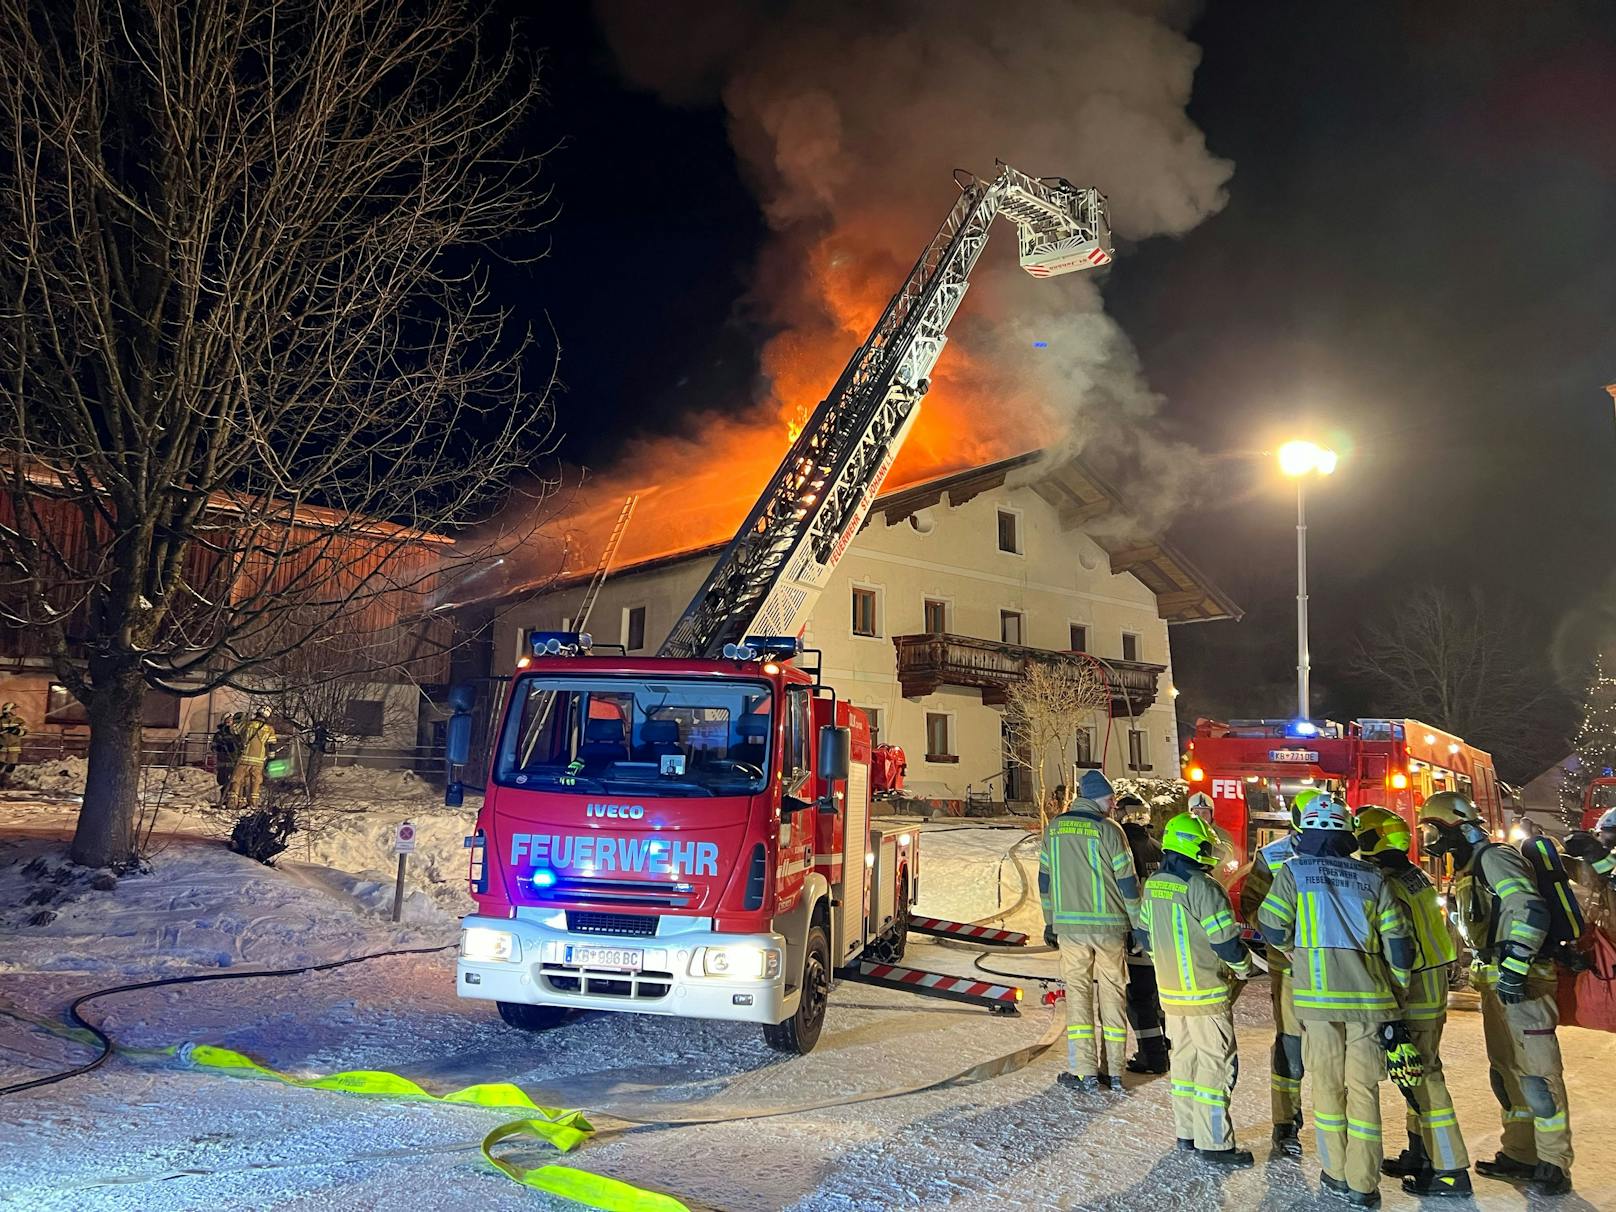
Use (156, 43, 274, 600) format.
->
(2, 935, 1065, 1211)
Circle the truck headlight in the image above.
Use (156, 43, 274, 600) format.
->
(701, 945, 781, 980)
(462, 926, 521, 963)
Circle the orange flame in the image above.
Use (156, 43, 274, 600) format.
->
(543, 227, 1058, 580)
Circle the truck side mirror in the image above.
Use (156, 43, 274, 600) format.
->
(819, 725, 851, 781)
(446, 710, 474, 767)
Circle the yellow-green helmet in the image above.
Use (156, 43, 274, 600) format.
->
(1289, 786, 1322, 830)
(1161, 812, 1219, 866)
(1355, 806, 1411, 855)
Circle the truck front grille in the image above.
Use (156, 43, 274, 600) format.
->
(540, 965, 673, 1000)
(566, 911, 658, 937)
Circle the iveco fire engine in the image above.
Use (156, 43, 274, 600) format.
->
(444, 164, 1113, 1053)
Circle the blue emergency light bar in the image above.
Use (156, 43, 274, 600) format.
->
(528, 631, 593, 656)
(722, 635, 801, 661)
(1287, 720, 1319, 739)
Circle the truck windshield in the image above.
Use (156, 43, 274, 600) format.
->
(494, 676, 773, 797)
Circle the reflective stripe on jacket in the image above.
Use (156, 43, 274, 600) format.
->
(1379, 858, 1455, 1019)
(239, 720, 277, 766)
(1257, 853, 1413, 1021)
(1239, 834, 1297, 975)
(1141, 867, 1245, 1013)
(1039, 801, 1140, 938)
(1455, 843, 1551, 971)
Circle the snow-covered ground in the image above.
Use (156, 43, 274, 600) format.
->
(3, 802, 1615, 1211)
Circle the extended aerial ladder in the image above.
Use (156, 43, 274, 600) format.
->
(659, 164, 1113, 659)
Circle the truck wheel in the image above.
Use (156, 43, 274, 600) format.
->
(496, 1001, 570, 1032)
(763, 922, 830, 1055)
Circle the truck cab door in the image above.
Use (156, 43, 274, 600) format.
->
(777, 685, 815, 910)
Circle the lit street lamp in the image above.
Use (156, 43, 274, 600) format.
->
(1277, 440, 1338, 723)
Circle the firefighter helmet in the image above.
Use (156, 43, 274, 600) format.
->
(254, 705, 272, 719)
(1298, 792, 1352, 832)
(1187, 790, 1214, 816)
(1160, 812, 1219, 866)
(1418, 790, 1484, 855)
(1355, 806, 1412, 855)
(1289, 786, 1322, 830)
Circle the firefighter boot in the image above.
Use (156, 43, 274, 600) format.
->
(1057, 1073, 1100, 1094)
(1321, 1173, 1380, 1208)
(1196, 1148, 1254, 1169)
(1402, 1169, 1474, 1198)
(1381, 1136, 1427, 1178)
(1272, 1120, 1303, 1159)
(1126, 1045, 1170, 1075)
(1474, 1152, 1535, 1181)
(1527, 1163, 1571, 1196)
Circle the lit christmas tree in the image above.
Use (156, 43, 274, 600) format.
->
(1560, 654, 1616, 827)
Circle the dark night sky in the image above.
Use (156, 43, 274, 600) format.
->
(506, 2, 1616, 767)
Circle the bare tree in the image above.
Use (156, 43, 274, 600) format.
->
(0, 1, 554, 867)
(1005, 658, 1110, 822)
(1351, 584, 1561, 781)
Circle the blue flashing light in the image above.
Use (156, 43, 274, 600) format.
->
(1032, 340, 1049, 348)
(529, 869, 557, 890)
(1288, 720, 1319, 739)
(725, 635, 801, 661)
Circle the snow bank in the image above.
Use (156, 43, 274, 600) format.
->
(912, 824, 1043, 935)
(289, 805, 479, 917)
(9, 757, 219, 806)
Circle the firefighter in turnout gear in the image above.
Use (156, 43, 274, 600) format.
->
(1119, 793, 1170, 1075)
(1420, 791, 1573, 1196)
(1140, 812, 1255, 1167)
(0, 701, 26, 784)
(228, 707, 278, 810)
(1355, 807, 1471, 1198)
(1040, 769, 1142, 1092)
(1259, 794, 1415, 1207)
(1238, 785, 1320, 1157)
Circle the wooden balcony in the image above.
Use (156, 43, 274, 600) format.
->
(892, 632, 1166, 713)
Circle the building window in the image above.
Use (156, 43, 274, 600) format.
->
(342, 699, 386, 737)
(1121, 631, 1140, 662)
(1000, 610, 1023, 645)
(865, 707, 881, 748)
(1069, 624, 1088, 653)
(996, 509, 1021, 554)
(925, 712, 956, 761)
(923, 598, 948, 634)
(1128, 728, 1151, 771)
(852, 586, 880, 637)
(1075, 726, 1096, 768)
(624, 605, 647, 652)
(46, 683, 179, 728)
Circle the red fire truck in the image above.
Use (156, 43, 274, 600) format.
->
(443, 165, 1112, 1053)
(1185, 717, 1504, 871)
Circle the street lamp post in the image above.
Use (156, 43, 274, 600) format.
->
(1277, 440, 1338, 723)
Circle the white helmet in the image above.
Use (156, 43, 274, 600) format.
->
(255, 706, 272, 719)
(1596, 807, 1616, 835)
(1298, 793, 1353, 832)
(0, 702, 15, 713)
(1186, 791, 1214, 816)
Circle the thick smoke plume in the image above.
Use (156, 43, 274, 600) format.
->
(525, 1, 1232, 588)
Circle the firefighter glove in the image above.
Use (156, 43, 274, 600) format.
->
(1562, 830, 1609, 862)
(1130, 927, 1150, 955)
(1043, 925, 1058, 949)
(1377, 1021, 1424, 1088)
(1497, 954, 1531, 1004)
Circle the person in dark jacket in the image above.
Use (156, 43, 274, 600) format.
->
(1119, 794, 1170, 1074)
(211, 713, 241, 804)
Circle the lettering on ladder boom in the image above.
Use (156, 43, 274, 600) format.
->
(509, 832, 720, 878)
